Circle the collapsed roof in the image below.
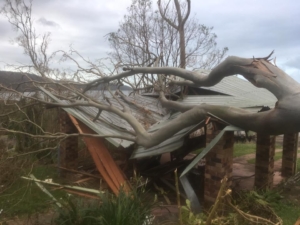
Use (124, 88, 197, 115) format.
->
(39, 73, 277, 159)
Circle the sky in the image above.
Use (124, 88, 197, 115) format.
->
(0, 0, 299, 81)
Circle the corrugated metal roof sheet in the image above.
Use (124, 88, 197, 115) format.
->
(40, 88, 165, 148)
(131, 120, 205, 159)
(177, 75, 277, 112)
(141, 70, 277, 106)
(40, 88, 133, 148)
(197, 75, 277, 105)
(179, 95, 276, 113)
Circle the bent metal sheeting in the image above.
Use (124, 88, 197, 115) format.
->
(40, 87, 165, 149)
(68, 114, 131, 194)
(131, 113, 205, 159)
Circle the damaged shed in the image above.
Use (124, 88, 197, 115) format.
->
(39, 73, 298, 212)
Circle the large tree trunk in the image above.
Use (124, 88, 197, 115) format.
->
(85, 53, 300, 148)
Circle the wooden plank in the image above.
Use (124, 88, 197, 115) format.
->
(68, 114, 131, 194)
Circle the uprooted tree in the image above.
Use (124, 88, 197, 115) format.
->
(1, 0, 300, 151)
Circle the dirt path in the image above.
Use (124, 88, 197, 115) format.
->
(232, 149, 300, 190)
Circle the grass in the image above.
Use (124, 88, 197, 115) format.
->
(273, 201, 300, 225)
(194, 143, 258, 156)
(0, 165, 66, 218)
(233, 143, 256, 157)
(234, 189, 300, 225)
(248, 150, 300, 164)
(233, 142, 283, 158)
(195, 142, 284, 158)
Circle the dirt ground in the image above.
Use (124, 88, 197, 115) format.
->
(232, 149, 300, 190)
(2, 210, 58, 225)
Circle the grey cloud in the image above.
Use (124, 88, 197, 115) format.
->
(1, 0, 300, 82)
(285, 56, 300, 70)
(191, 0, 300, 59)
(0, 20, 15, 41)
(37, 17, 60, 27)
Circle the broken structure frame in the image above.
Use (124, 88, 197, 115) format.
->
(34, 75, 300, 211)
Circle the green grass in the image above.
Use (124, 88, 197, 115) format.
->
(248, 150, 300, 164)
(194, 143, 257, 157)
(233, 143, 256, 157)
(274, 202, 300, 225)
(0, 165, 66, 218)
(233, 189, 300, 225)
(194, 143, 258, 157)
(196, 142, 283, 158)
(233, 143, 283, 158)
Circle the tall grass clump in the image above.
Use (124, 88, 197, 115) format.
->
(55, 188, 155, 225)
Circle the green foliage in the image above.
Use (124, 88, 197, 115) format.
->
(0, 165, 65, 218)
(54, 198, 102, 225)
(244, 189, 282, 206)
(234, 189, 283, 223)
(0, 99, 59, 154)
(181, 200, 206, 225)
(55, 188, 155, 225)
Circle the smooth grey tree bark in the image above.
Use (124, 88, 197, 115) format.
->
(84, 52, 300, 148)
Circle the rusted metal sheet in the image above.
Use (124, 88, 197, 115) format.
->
(69, 114, 131, 195)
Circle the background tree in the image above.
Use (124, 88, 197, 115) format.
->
(107, 0, 228, 89)
(1, 0, 113, 82)
(158, 0, 190, 68)
(1, 0, 56, 78)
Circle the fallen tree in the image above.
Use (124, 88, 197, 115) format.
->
(2, 51, 298, 150)
(78, 51, 300, 147)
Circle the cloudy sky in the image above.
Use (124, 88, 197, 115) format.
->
(0, 0, 299, 81)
